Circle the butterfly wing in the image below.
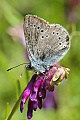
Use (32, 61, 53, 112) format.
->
(39, 24, 70, 66)
(24, 15, 70, 72)
(24, 15, 50, 72)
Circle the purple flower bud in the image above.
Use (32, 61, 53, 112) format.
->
(45, 66, 57, 90)
(33, 76, 44, 92)
(33, 101, 38, 111)
(20, 101, 24, 113)
(38, 86, 46, 99)
(30, 76, 44, 101)
(46, 66, 57, 81)
(38, 96, 42, 109)
(42, 88, 46, 99)
(27, 99, 33, 119)
(20, 74, 37, 112)
(38, 87, 43, 97)
(30, 91, 37, 102)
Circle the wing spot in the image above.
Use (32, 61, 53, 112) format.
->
(59, 37, 61, 39)
(41, 30, 44, 32)
(57, 32, 59, 35)
(67, 42, 69, 45)
(42, 36, 44, 38)
(28, 34, 30, 36)
(66, 35, 69, 42)
(34, 24, 36, 27)
(37, 26, 40, 29)
(46, 35, 48, 37)
(59, 42, 62, 45)
(63, 45, 66, 48)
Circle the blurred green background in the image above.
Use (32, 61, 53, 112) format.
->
(0, 0, 80, 120)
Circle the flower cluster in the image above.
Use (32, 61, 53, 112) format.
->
(20, 64, 70, 119)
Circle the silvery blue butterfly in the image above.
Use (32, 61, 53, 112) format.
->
(24, 15, 70, 73)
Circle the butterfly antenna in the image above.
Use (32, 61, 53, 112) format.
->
(7, 63, 28, 71)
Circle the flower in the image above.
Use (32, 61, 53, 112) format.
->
(65, 0, 80, 23)
(20, 64, 70, 119)
(7, 24, 26, 47)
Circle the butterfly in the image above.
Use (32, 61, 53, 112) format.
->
(24, 15, 70, 73)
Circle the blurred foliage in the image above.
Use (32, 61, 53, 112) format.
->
(0, 0, 80, 120)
